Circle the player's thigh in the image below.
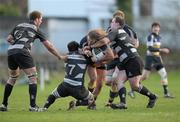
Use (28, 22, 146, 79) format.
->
(114, 67, 127, 82)
(16, 52, 35, 70)
(96, 68, 106, 82)
(144, 56, 153, 70)
(154, 56, 164, 71)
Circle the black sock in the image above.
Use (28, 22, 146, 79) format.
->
(138, 85, 156, 99)
(163, 85, 169, 95)
(88, 87, 94, 93)
(44, 94, 56, 109)
(76, 100, 89, 106)
(118, 87, 126, 104)
(2, 83, 13, 107)
(109, 90, 118, 103)
(29, 84, 37, 107)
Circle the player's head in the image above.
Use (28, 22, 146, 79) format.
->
(113, 10, 125, 19)
(110, 16, 125, 30)
(87, 28, 107, 45)
(29, 11, 42, 27)
(151, 22, 160, 34)
(67, 41, 80, 52)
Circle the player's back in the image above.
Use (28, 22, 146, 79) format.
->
(64, 51, 90, 86)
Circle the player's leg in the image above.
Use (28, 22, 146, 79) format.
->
(127, 57, 157, 108)
(68, 86, 96, 110)
(127, 69, 150, 98)
(156, 67, 174, 98)
(23, 67, 39, 111)
(93, 68, 105, 100)
(105, 68, 117, 106)
(0, 55, 20, 111)
(110, 68, 128, 109)
(87, 65, 97, 92)
(116, 69, 127, 107)
(141, 69, 151, 81)
(128, 56, 151, 99)
(154, 56, 174, 98)
(42, 82, 69, 111)
(0, 68, 19, 111)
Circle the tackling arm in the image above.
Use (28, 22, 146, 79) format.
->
(42, 40, 67, 60)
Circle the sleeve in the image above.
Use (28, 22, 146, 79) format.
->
(9, 26, 17, 36)
(124, 25, 138, 39)
(147, 34, 154, 47)
(107, 30, 117, 41)
(36, 29, 48, 42)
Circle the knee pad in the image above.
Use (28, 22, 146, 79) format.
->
(28, 72, 38, 84)
(51, 87, 60, 98)
(158, 68, 168, 85)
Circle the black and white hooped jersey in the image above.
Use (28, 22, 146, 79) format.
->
(8, 22, 47, 55)
(108, 29, 139, 64)
(64, 51, 92, 86)
(146, 32, 161, 56)
(123, 24, 138, 40)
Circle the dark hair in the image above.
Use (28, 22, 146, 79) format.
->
(114, 16, 125, 26)
(67, 41, 80, 52)
(151, 22, 160, 28)
(29, 11, 42, 21)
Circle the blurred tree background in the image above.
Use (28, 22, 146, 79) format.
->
(0, 0, 27, 16)
(116, 0, 133, 26)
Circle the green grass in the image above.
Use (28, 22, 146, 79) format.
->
(0, 70, 180, 122)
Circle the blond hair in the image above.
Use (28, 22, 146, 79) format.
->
(88, 28, 107, 45)
(113, 10, 125, 19)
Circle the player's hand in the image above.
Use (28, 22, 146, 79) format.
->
(83, 50, 92, 57)
(160, 48, 170, 54)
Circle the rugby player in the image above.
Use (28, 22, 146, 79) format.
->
(141, 22, 174, 98)
(0, 11, 62, 112)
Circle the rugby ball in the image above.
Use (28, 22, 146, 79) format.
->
(92, 48, 104, 62)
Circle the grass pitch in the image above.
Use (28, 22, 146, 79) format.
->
(0, 70, 180, 122)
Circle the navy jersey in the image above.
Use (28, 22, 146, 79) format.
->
(146, 33, 161, 56)
(108, 29, 139, 64)
(123, 24, 138, 39)
(64, 51, 93, 86)
(79, 36, 88, 49)
(8, 22, 47, 56)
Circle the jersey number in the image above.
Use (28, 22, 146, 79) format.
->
(68, 64, 76, 75)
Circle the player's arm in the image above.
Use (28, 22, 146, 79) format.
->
(129, 38, 139, 48)
(91, 44, 114, 63)
(90, 37, 110, 48)
(101, 45, 114, 62)
(42, 40, 67, 60)
(37, 30, 65, 60)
